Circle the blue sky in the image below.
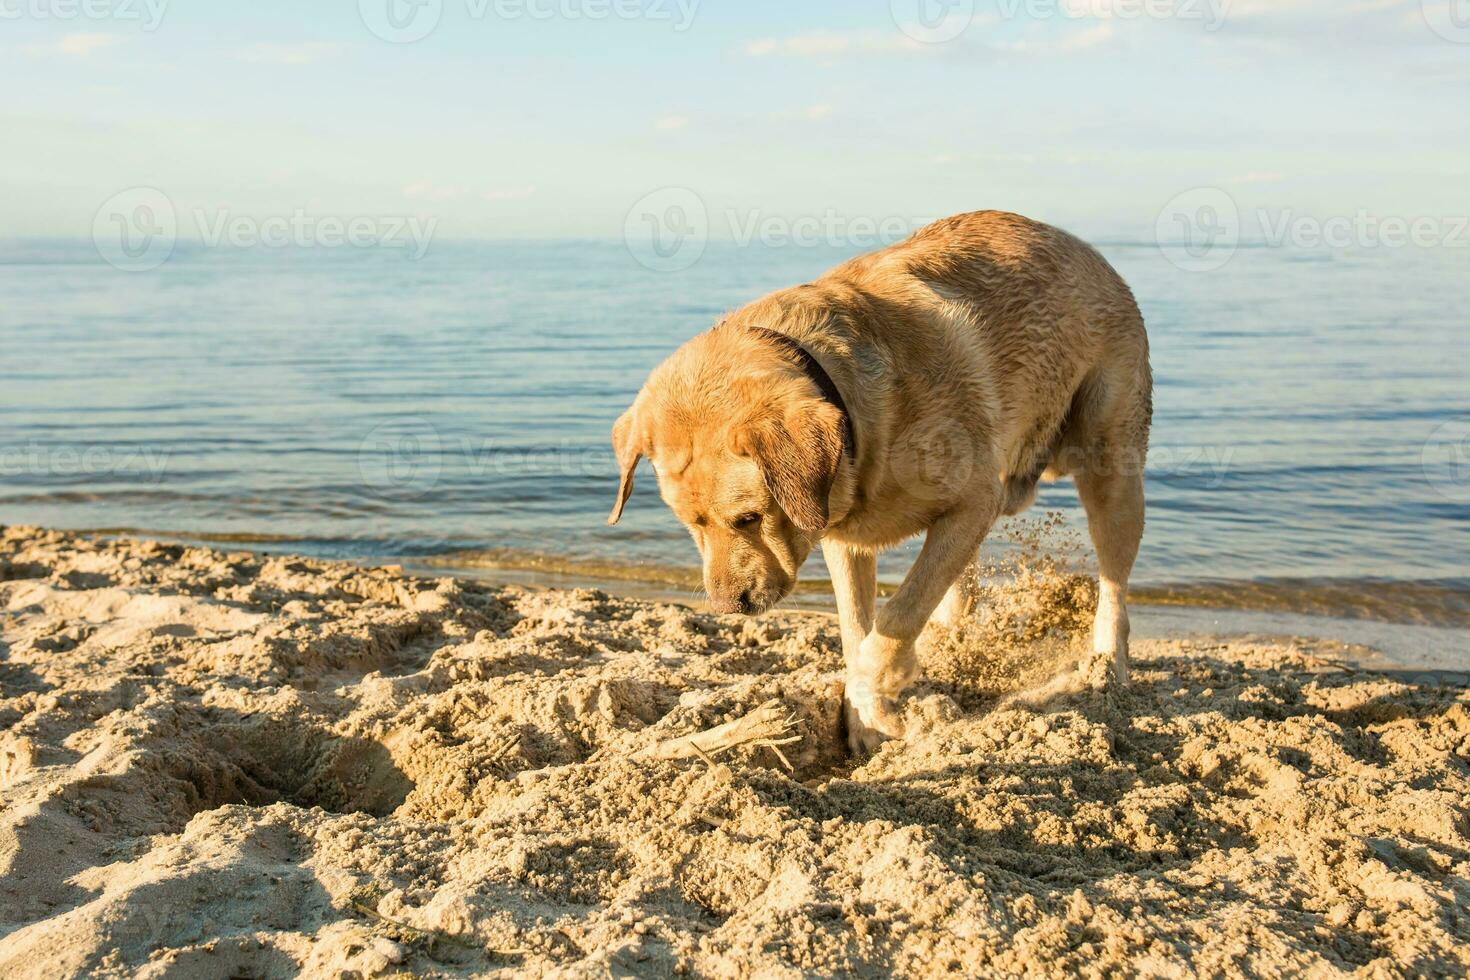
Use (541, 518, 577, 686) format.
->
(3, 0, 1467, 241)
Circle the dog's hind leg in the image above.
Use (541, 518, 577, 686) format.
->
(1063, 367, 1147, 687)
(1049, 353, 1150, 686)
(1075, 461, 1144, 685)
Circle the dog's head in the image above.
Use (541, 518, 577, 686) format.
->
(607, 328, 845, 615)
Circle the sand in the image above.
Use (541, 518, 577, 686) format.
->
(1, 525, 1467, 978)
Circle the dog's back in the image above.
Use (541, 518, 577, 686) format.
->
(828, 210, 1151, 511)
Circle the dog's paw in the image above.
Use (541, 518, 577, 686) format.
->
(1078, 648, 1129, 692)
(843, 686, 905, 756)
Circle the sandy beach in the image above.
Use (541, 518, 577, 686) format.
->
(1, 524, 1467, 978)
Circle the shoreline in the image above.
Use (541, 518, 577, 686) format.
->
(61, 524, 1470, 627)
(56, 524, 1470, 674)
(408, 559, 1470, 679)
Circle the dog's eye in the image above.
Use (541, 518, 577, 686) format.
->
(733, 512, 762, 530)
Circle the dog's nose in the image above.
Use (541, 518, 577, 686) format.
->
(708, 592, 742, 615)
(737, 590, 753, 614)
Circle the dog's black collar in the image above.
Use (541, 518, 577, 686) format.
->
(745, 327, 857, 461)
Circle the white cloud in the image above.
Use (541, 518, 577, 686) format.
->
(933, 150, 1040, 166)
(482, 186, 537, 201)
(998, 23, 1116, 54)
(1231, 171, 1285, 184)
(655, 114, 690, 130)
(1062, 23, 1116, 50)
(235, 42, 348, 65)
(1227, 0, 1411, 15)
(1053, 0, 1430, 43)
(25, 34, 123, 57)
(742, 30, 925, 60)
(772, 104, 835, 122)
(742, 18, 1120, 63)
(402, 180, 466, 202)
(403, 181, 536, 203)
(1206, 0, 1429, 46)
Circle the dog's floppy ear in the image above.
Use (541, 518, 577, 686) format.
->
(607, 405, 643, 525)
(732, 398, 843, 534)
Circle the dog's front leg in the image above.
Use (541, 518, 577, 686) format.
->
(844, 503, 997, 754)
(821, 536, 876, 674)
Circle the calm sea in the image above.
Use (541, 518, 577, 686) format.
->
(3, 237, 1468, 633)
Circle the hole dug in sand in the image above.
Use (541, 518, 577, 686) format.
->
(181, 712, 415, 820)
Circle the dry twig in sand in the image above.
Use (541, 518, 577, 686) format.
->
(483, 730, 522, 775)
(350, 901, 527, 958)
(635, 699, 802, 770)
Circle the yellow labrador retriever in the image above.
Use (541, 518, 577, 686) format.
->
(609, 211, 1151, 753)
